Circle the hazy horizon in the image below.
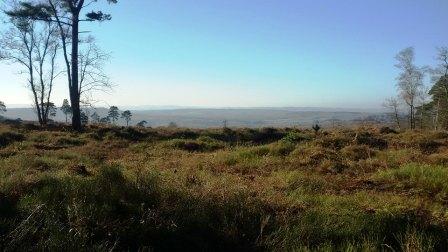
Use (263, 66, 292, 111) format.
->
(2, 106, 385, 128)
(2, 104, 385, 114)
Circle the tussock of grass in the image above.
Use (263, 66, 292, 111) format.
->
(373, 164, 448, 200)
(355, 131, 388, 149)
(286, 170, 331, 193)
(341, 144, 374, 161)
(269, 141, 296, 156)
(267, 191, 446, 250)
(168, 136, 226, 152)
(291, 145, 349, 173)
(54, 136, 86, 146)
(316, 133, 352, 150)
(427, 151, 448, 165)
(281, 131, 312, 143)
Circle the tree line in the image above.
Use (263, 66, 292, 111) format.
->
(0, 97, 141, 127)
(58, 101, 138, 126)
(384, 47, 448, 130)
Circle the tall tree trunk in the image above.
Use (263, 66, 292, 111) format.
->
(38, 60, 47, 125)
(29, 57, 43, 126)
(70, 13, 81, 131)
(394, 107, 401, 130)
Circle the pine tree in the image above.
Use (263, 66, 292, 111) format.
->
(108, 106, 119, 124)
(136, 120, 148, 127)
(60, 99, 72, 123)
(121, 110, 132, 126)
(91, 111, 100, 124)
(429, 76, 448, 129)
(0, 101, 6, 114)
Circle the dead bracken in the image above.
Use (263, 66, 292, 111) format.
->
(0, 123, 447, 251)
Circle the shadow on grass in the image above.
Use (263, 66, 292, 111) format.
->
(0, 165, 269, 251)
(1, 164, 447, 251)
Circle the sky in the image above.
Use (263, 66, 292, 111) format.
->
(1, 0, 448, 109)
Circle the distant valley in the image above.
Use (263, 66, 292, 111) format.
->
(2, 107, 388, 128)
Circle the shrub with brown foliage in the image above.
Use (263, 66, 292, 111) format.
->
(341, 145, 374, 161)
(0, 132, 25, 148)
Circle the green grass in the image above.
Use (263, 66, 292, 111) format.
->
(1, 124, 448, 250)
(167, 136, 226, 152)
(373, 164, 448, 200)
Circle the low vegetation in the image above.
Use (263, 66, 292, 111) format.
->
(1, 123, 448, 251)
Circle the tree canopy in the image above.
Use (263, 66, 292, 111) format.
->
(0, 101, 6, 114)
(108, 106, 119, 124)
(121, 110, 132, 126)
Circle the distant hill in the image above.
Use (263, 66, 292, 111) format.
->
(2, 107, 387, 128)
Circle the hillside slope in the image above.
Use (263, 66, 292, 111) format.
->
(0, 124, 447, 250)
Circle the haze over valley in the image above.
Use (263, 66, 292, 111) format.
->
(3, 106, 385, 128)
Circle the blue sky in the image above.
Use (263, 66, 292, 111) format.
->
(1, 0, 448, 108)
